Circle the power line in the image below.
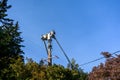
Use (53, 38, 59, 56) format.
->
(79, 50, 120, 66)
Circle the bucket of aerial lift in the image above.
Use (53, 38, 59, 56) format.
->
(41, 30, 55, 40)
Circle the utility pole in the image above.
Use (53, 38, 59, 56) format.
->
(41, 30, 73, 69)
(41, 31, 55, 66)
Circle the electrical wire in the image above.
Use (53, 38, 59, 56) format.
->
(54, 37, 73, 69)
(79, 50, 120, 66)
(41, 31, 120, 68)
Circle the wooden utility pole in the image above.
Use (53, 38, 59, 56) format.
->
(41, 30, 73, 69)
(41, 31, 55, 66)
(47, 34, 52, 66)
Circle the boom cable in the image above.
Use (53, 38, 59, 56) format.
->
(54, 37, 73, 69)
(43, 40, 48, 55)
(79, 50, 120, 66)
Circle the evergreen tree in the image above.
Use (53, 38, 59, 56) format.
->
(0, 0, 24, 79)
(0, 1, 88, 80)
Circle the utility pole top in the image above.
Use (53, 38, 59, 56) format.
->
(41, 30, 55, 40)
(41, 30, 73, 69)
(41, 30, 55, 66)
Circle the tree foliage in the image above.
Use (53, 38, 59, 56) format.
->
(89, 52, 120, 80)
(0, 0, 88, 80)
(22, 58, 88, 80)
(67, 58, 88, 80)
(0, 0, 24, 79)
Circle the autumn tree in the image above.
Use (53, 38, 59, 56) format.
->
(89, 52, 120, 80)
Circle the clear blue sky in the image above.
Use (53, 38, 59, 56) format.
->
(8, 0, 120, 72)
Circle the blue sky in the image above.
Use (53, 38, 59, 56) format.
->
(8, 0, 120, 72)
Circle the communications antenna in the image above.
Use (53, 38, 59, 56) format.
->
(41, 30, 73, 69)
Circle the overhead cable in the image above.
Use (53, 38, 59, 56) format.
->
(79, 50, 120, 66)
